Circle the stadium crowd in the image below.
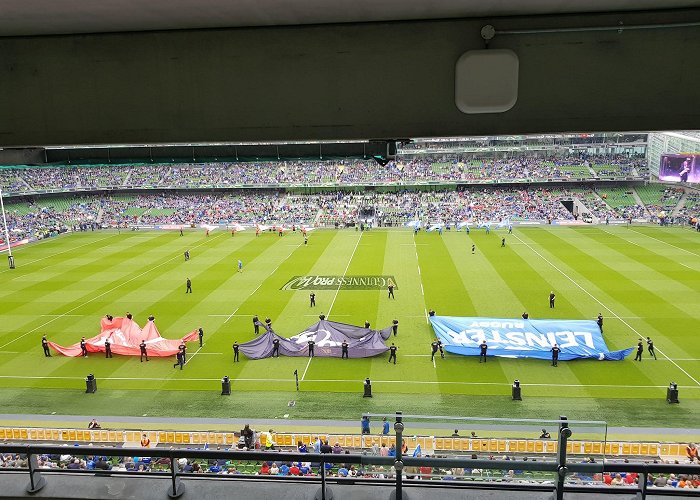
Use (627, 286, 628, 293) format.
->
(2, 183, 699, 247)
(2, 434, 699, 490)
(0, 155, 644, 194)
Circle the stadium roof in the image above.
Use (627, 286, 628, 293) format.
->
(1, 0, 699, 37)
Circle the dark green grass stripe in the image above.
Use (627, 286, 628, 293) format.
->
(587, 228, 700, 292)
(417, 232, 475, 317)
(328, 231, 387, 325)
(221, 231, 336, 344)
(0, 233, 192, 341)
(0, 232, 161, 304)
(522, 229, 700, 364)
(3, 387, 699, 429)
(630, 226, 700, 254)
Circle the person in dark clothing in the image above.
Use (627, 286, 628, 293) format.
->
(501, 237, 506, 247)
(522, 312, 529, 320)
(272, 338, 280, 357)
(471, 244, 475, 254)
(551, 343, 561, 367)
(341, 340, 349, 359)
(148, 314, 155, 322)
(646, 337, 657, 359)
(549, 291, 556, 308)
(105, 314, 113, 321)
(186, 278, 192, 293)
(265, 318, 272, 329)
(309, 292, 316, 307)
(479, 340, 488, 363)
(126, 312, 133, 320)
(184, 250, 190, 261)
(241, 425, 254, 449)
(308, 340, 315, 358)
(173, 349, 184, 370)
(140, 340, 149, 362)
(80, 337, 88, 357)
(42, 335, 51, 357)
(198, 327, 204, 347)
(429, 309, 436, 317)
(364, 320, 370, 329)
(180, 228, 183, 236)
(634, 340, 643, 361)
(178, 343, 187, 362)
(105, 338, 112, 358)
(597, 313, 603, 332)
(392, 319, 399, 337)
(253, 315, 260, 335)
(438, 340, 445, 359)
(431, 340, 439, 361)
(319, 314, 326, 320)
(388, 343, 398, 364)
(388, 284, 395, 299)
(320, 440, 333, 454)
(232, 342, 239, 362)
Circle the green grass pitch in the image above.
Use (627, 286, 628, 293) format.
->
(1, 225, 699, 428)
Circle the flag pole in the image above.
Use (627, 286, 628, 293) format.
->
(0, 187, 15, 269)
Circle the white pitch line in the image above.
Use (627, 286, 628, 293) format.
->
(0, 233, 226, 350)
(0, 373, 697, 389)
(432, 356, 436, 368)
(1, 234, 117, 276)
(300, 356, 313, 382)
(304, 314, 350, 317)
(40, 314, 84, 317)
(301, 232, 362, 378)
(512, 233, 700, 387)
(184, 345, 204, 365)
(326, 232, 363, 319)
(629, 228, 700, 257)
(680, 263, 694, 269)
(223, 244, 301, 324)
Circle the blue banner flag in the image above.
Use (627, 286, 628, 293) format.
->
(429, 316, 634, 361)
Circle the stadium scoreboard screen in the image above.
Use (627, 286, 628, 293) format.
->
(659, 153, 699, 183)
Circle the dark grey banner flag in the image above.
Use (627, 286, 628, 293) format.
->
(239, 320, 392, 359)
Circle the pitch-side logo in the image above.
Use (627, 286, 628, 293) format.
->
(281, 275, 397, 290)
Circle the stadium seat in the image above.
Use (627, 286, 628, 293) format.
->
(545, 441, 557, 453)
(622, 443, 631, 455)
(516, 440, 527, 453)
(534, 441, 543, 453)
(433, 438, 445, 451)
(28, 429, 38, 440)
(108, 431, 119, 442)
(630, 444, 641, 455)
(591, 442, 602, 455)
(174, 433, 183, 444)
(498, 440, 507, 452)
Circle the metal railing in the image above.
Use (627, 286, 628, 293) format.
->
(2, 413, 700, 499)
